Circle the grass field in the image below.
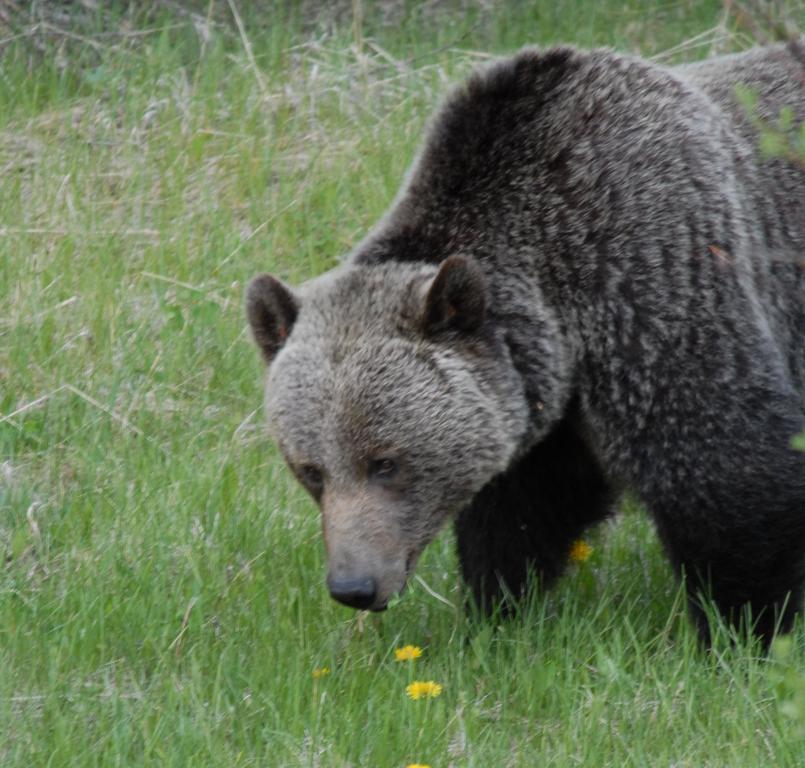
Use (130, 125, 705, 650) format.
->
(2, 1, 804, 765)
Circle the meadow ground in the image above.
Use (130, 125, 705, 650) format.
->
(1, 1, 805, 765)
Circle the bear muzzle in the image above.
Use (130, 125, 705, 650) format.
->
(322, 496, 419, 611)
(325, 547, 419, 611)
(326, 574, 381, 611)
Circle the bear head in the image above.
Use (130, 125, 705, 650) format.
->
(246, 256, 530, 611)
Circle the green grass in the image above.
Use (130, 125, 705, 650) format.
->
(2, 2, 804, 765)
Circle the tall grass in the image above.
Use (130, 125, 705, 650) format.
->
(1, 2, 803, 765)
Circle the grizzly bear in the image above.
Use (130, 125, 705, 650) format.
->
(246, 41, 805, 643)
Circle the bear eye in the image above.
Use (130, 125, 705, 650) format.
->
(298, 464, 324, 494)
(369, 458, 397, 479)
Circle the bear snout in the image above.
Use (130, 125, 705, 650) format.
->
(326, 574, 381, 611)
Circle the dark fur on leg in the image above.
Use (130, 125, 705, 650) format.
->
(455, 412, 613, 613)
(641, 400, 805, 648)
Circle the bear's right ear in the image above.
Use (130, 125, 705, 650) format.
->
(245, 273, 299, 364)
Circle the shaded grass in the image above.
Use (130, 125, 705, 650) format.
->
(2, 1, 804, 765)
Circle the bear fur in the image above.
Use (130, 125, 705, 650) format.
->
(247, 41, 805, 643)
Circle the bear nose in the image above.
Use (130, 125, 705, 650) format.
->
(327, 575, 377, 610)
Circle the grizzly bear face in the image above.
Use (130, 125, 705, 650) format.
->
(247, 257, 530, 611)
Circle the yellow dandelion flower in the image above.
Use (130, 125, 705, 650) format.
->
(405, 764, 432, 768)
(569, 540, 593, 563)
(406, 680, 443, 700)
(394, 645, 423, 662)
(311, 667, 330, 679)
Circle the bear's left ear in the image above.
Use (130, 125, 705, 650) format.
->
(246, 273, 299, 364)
(420, 255, 486, 335)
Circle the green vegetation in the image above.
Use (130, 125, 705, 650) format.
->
(1, 2, 803, 765)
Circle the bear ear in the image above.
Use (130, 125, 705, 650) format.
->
(420, 255, 486, 335)
(245, 273, 300, 364)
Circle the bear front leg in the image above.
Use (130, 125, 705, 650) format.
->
(455, 414, 613, 613)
